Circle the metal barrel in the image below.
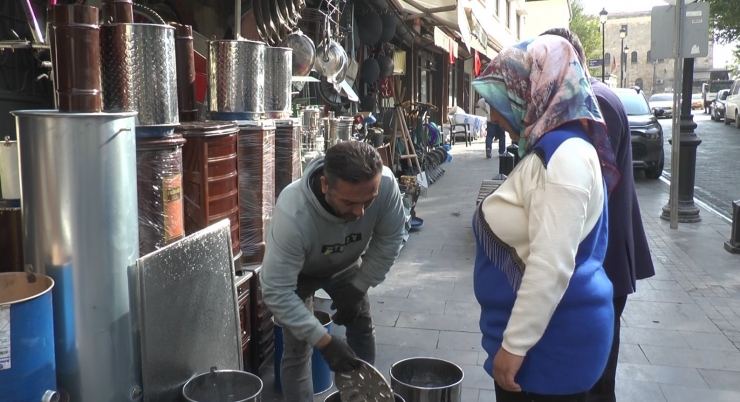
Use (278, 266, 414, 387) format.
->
(183, 369, 263, 402)
(12, 110, 141, 402)
(100, 23, 179, 127)
(0, 273, 57, 402)
(274, 310, 333, 394)
(274, 119, 302, 198)
(390, 357, 464, 402)
(208, 40, 266, 120)
(264, 47, 293, 119)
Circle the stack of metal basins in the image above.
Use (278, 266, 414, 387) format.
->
(11, 3, 143, 401)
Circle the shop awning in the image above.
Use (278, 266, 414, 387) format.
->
(388, 0, 502, 58)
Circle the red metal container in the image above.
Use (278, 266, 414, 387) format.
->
(101, 0, 133, 24)
(173, 23, 198, 122)
(177, 121, 241, 259)
(237, 121, 276, 265)
(274, 119, 302, 198)
(52, 4, 101, 112)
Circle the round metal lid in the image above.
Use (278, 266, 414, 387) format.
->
(335, 360, 395, 402)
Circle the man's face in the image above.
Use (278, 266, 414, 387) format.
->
(321, 173, 381, 221)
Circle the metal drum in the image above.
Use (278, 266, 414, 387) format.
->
(136, 135, 186, 256)
(302, 107, 320, 130)
(390, 358, 464, 402)
(100, 23, 179, 127)
(0, 273, 57, 402)
(264, 47, 293, 119)
(325, 392, 405, 402)
(1, 139, 21, 200)
(208, 40, 266, 120)
(12, 110, 140, 402)
(183, 369, 263, 402)
(236, 120, 275, 265)
(274, 118, 302, 198)
(51, 5, 102, 112)
(177, 121, 241, 260)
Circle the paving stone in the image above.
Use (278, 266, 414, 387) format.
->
(438, 330, 484, 352)
(618, 344, 650, 365)
(698, 369, 740, 392)
(615, 362, 708, 388)
(372, 310, 400, 327)
(622, 311, 722, 333)
(408, 287, 478, 303)
(375, 326, 439, 348)
(615, 380, 667, 402)
(371, 296, 446, 314)
(679, 331, 738, 352)
(444, 301, 481, 319)
(620, 327, 690, 348)
(375, 344, 479, 368)
(647, 279, 685, 291)
(461, 387, 480, 402)
(458, 363, 495, 390)
(641, 345, 740, 371)
(396, 312, 480, 333)
(478, 389, 496, 401)
(660, 383, 740, 402)
(629, 289, 696, 304)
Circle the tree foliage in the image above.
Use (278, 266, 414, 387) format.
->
(703, 0, 740, 45)
(569, 0, 602, 73)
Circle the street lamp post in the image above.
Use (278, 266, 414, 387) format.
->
(619, 27, 627, 88)
(599, 8, 608, 83)
(623, 45, 629, 87)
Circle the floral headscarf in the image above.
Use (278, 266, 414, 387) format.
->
(472, 35, 620, 192)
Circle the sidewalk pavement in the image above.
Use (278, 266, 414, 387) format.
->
(261, 137, 740, 402)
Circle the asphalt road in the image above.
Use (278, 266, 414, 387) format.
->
(659, 110, 740, 219)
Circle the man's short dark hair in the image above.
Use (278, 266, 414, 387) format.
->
(541, 28, 586, 67)
(323, 141, 384, 186)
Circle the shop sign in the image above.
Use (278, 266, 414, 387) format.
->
(433, 27, 458, 59)
(467, 12, 488, 48)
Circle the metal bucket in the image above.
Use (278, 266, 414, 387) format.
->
(136, 135, 186, 256)
(325, 391, 405, 402)
(12, 110, 141, 402)
(264, 47, 293, 119)
(0, 139, 21, 200)
(208, 40, 266, 119)
(274, 310, 333, 394)
(302, 108, 320, 130)
(0, 273, 58, 402)
(100, 23, 179, 127)
(390, 358, 464, 402)
(177, 121, 241, 259)
(236, 120, 275, 265)
(183, 368, 263, 402)
(274, 119, 302, 198)
(336, 117, 353, 141)
(313, 289, 346, 342)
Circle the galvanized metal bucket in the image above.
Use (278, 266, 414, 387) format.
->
(208, 40, 266, 120)
(100, 23, 179, 127)
(390, 357, 464, 402)
(183, 368, 263, 402)
(264, 47, 293, 119)
(0, 272, 58, 402)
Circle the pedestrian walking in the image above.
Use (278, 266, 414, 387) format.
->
(478, 96, 507, 158)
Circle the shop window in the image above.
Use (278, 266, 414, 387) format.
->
(506, 0, 511, 28)
(604, 53, 611, 67)
(631, 51, 638, 64)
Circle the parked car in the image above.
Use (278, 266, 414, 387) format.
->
(711, 89, 730, 122)
(724, 79, 740, 128)
(691, 93, 703, 110)
(614, 88, 664, 179)
(649, 93, 673, 118)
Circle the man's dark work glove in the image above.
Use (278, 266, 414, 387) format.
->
(328, 284, 365, 326)
(320, 336, 362, 373)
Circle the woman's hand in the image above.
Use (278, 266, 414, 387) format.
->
(493, 347, 524, 392)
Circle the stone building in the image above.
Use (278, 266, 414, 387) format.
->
(597, 11, 714, 96)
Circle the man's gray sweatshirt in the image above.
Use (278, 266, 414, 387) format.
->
(259, 157, 405, 346)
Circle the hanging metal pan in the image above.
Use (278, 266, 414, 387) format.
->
(259, 0, 281, 45)
(278, 0, 299, 26)
(252, 0, 271, 44)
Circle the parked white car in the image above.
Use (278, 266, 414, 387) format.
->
(649, 93, 674, 118)
(724, 79, 740, 128)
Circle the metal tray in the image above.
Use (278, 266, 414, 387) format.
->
(335, 360, 395, 402)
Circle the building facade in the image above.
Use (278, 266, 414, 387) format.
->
(521, 0, 571, 41)
(601, 11, 714, 96)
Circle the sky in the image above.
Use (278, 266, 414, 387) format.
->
(581, 0, 736, 68)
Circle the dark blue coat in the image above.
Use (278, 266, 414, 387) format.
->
(590, 78, 655, 297)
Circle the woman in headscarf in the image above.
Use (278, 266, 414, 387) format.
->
(471, 35, 620, 401)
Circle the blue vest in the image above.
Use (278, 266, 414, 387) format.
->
(473, 123, 614, 395)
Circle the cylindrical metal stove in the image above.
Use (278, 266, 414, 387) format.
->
(12, 110, 140, 402)
(177, 121, 241, 260)
(136, 135, 186, 256)
(208, 40, 266, 120)
(236, 120, 275, 265)
(0, 273, 57, 402)
(336, 117, 353, 141)
(1, 139, 21, 200)
(302, 108, 320, 130)
(101, 0, 133, 23)
(174, 24, 198, 122)
(275, 118, 302, 198)
(0, 207, 23, 273)
(51, 5, 102, 112)
(100, 23, 179, 128)
(264, 47, 292, 119)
